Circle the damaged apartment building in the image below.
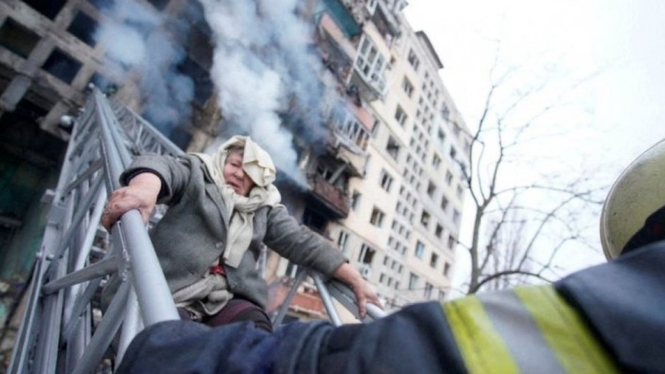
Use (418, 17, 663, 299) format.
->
(0, 0, 471, 329)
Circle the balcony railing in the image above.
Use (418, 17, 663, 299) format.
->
(307, 173, 350, 218)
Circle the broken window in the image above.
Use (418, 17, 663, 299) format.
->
(386, 135, 400, 160)
(440, 195, 449, 211)
(67, 11, 98, 47)
(426, 181, 436, 197)
(302, 207, 328, 234)
(0, 18, 40, 59)
(430, 253, 438, 268)
(437, 128, 446, 144)
(420, 210, 430, 227)
(394, 105, 407, 126)
(450, 146, 457, 160)
(370, 207, 385, 227)
(435, 224, 444, 238)
(358, 244, 376, 265)
(335, 110, 370, 151)
(41, 48, 82, 84)
(402, 77, 414, 97)
(407, 49, 420, 71)
(379, 169, 393, 192)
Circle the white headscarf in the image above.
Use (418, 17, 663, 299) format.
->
(190, 135, 281, 268)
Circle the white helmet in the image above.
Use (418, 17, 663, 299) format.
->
(600, 139, 665, 259)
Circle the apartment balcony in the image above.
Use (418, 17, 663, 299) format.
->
(327, 101, 373, 175)
(306, 173, 350, 219)
(321, 0, 362, 38)
(317, 27, 354, 85)
(349, 69, 386, 103)
(373, 1, 402, 43)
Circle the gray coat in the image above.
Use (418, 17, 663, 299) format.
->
(120, 154, 347, 308)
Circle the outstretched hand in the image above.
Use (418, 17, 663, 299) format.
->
(101, 172, 162, 231)
(332, 263, 382, 318)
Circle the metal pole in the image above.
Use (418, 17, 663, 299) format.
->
(116, 287, 142, 365)
(70, 282, 130, 374)
(95, 90, 178, 324)
(272, 269, 308, 327)
(312, 274, 343, 326)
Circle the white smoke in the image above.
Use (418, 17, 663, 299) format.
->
(198, 0, 331, 184)
(95, 0, 194, 136)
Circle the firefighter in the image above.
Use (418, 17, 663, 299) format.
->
(116, 139, 665, 373)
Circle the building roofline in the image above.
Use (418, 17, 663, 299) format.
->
(415, 31, 443, 70)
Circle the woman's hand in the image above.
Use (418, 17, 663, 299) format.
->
(101, 172, 162, 231)
(332, 263, 382, 318)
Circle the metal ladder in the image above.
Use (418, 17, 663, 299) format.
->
(7, 89, 384, 374)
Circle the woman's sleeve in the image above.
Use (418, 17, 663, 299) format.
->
(119, 154, 192, 205)
(263, 205, 348, 277)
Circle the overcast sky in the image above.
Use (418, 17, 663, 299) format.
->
(403, 0, 665, 293)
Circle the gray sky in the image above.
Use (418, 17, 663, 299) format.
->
(404, 0, 665, 293)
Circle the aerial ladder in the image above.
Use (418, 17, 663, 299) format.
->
(7, 88, 385, 374)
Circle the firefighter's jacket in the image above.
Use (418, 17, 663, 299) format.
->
(117, 241, 665, 373)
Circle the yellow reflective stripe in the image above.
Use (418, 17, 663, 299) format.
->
(514, 286, 619, 374)
(443, 296, 519, 374)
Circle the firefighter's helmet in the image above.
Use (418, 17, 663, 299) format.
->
(600, 138, 665, 259)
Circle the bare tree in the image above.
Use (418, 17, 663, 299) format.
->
(456, 53, 606, 295)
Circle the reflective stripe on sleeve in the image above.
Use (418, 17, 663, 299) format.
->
(479, 291, 566, 374)
(443, 296, 519, 373)
(514, 286, 619, 374)
(443, 285, 618, 374)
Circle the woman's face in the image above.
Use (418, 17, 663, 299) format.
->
(223, 152, 255, 196)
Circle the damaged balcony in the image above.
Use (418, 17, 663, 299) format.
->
(316, 13, 356, 85)
(305, 156, 352, 226)
(328, 100, 373, 175)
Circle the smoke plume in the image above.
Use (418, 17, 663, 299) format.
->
(198, 0, 332, 184)
(94, 0, 194, 136)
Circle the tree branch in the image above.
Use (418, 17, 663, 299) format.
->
(472, 270, 553, 294)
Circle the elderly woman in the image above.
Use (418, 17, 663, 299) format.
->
(102, 136, 379, 331)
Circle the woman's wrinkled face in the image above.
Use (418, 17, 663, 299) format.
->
(223, 152, 255, 196)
